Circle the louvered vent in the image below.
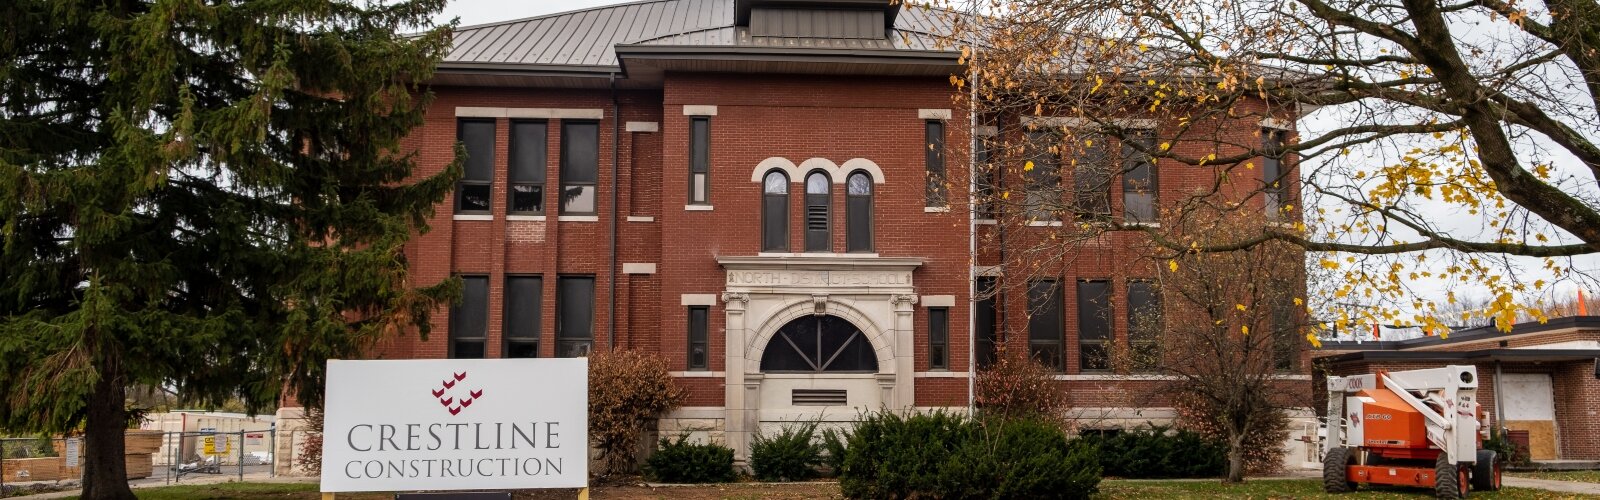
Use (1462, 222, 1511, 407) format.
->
(792, 389, 847, 406)
(807, 205, 829, 230)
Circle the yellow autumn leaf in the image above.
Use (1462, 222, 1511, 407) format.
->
(1168, 260, 1179, 272)
(1235, 304, 1247, 311)
(1319, 259, 1340, 270)
(1241, 325, 1250, 335)
(1023, 160, 1034, 172)
(1305, 333, 1322, 348)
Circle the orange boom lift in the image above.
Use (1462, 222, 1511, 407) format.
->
(1322, 365, 1503, 498)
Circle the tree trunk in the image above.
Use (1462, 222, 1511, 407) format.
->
(80, 374, 134, 500)
(1226, 433, 1247, 483)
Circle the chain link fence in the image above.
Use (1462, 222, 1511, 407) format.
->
(0, 428, 324, 491)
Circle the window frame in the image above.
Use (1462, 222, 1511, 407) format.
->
(762, 169, 790, 252)
(804, 170, 832, 253)
(688, 116, 711, 206)
(556, 275, 595, 358)
(928, 307, 949, 370)
(688, 305, 709, 370)
(1027, 279, 1064, 372)
(504, 275, 542, 358)
(1077, 279, 1113, 372)
(449, 275, 489, 359)
(559, 120, 600, 216)
(508, 120, 548, 216)
(1262, 128, 1289, 219)
(455, 119, 496, 215)
(845, 170, 874, 253)
(925, 120, 947, 207)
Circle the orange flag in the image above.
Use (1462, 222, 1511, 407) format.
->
(1371, 323, 1381, 339)
(1580, 289, 1589, 316)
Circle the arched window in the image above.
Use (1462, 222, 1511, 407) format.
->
(846, 171, 873, 252)
(762, 170, 789, 251)
(804, 171, 831, 252)
(760, 315, 878, 372)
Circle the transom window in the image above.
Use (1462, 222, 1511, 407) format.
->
(760, 315, 878, 373)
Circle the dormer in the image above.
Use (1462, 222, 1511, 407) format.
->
(735, 0, 901, 39)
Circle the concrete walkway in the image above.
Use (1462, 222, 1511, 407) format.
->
(1503, 476, 1600, 495)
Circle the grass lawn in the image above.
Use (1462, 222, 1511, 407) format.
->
(68, 478, 1598, 499)
(1509, 470, 1600, 484)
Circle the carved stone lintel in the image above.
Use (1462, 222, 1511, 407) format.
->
(890, 294, 919, 306)
(811, 294, 829, 316)
(721, 292, 749, 304)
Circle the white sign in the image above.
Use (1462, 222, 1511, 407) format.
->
(64, 438, 80, 467)
(320, 359, 588, 493)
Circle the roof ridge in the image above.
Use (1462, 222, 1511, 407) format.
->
(451, 0, 680, 32)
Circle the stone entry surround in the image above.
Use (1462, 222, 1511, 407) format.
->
(717, 255, 923, 462)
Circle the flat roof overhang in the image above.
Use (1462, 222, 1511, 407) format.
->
(1320, 348, 1600, 365)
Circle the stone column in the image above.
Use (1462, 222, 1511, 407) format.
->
(720, 292, 750, 463)
(891, 294, 918, 410)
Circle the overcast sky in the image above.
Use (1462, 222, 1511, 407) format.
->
(435, 0, 615, 27)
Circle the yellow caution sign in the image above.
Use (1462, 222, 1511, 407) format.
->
(202, 435, 231, 455)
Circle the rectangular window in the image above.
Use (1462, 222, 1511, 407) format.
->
(504, 276, 541, 358)
(1272, 300, 1298, 372)
(1126, 280, 1160, 371)
(556, 276, 595, 357)
(688, 306, 709, 370)
(1077, 280, 1112, 371)
(456, 120, 495, 214)
(1262, 128, 1288, 220)
(560, 121, 599, 215)
(1024, 130, 1061, 221)
(925, 121, 947, 206)
(689, 117, 711, 205)
(1122, 130, 1157, 223)
(1073, 134, 1112, 220)
(449, 276, 488, 358)
(929, 307, 949, 370)
(975, 277, 999, 370)
(976, 136, 1000, 220)
(509, 121, 547, 215)
(1027, 279, 1064, 371)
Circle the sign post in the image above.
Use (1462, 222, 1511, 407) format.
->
(319, 359, 588, 496)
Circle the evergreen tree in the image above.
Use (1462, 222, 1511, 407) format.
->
(0, 1, 459, 497)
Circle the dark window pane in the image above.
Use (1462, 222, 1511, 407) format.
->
(688, 306, 708, 370)
(1262, 129, 1287, 219)
(1127, 281, 1160, 342)
(1073, 134, 1112, 219)
(450, 276, 488, 359)
(505, 276, 541, 340)
(510, 121, 547, 183)
(507, 341, 538, 359)
(558, 277, 594, 351)
(560, 122, 599, 183)
(1124, 192, 1154, 223)
(690, 118, 709, 173)
(511, 184, 543, 214)
(458, 184, 491, 213)
(846, 174, 872, 252)
(760, 316, 878, 373)
(1025, 130, 1060, 220)
(764, 194, 789, 251)
(1131, 342, 1159, 372)
(925, 121, 946, 206)
(805, 173, 830, 252)
(976, 277, 998, 369)
(562, 185, 595, 214)
(1077, 280, 1111, 341)
(453, 341, 485, 359)
(557, 340, 592, 358)
(459, 120, 494, 182)
(1030, 342, 1063, 372)
(929, 308, 948, 369)
(1028, 280, 1062, 341)
(1080, 342, 1109, 371)
(1121, 130, 1158, 225)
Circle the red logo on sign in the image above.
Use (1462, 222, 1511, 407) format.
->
(430, 371, 484, 416)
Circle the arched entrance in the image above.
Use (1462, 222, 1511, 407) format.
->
(760, 315, 879, 373)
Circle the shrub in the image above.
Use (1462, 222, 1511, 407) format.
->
(643, 435, 736, 483)
(1484, 427, 1526, 465)
(975, 350, 1069, 424)
(1079, 424, 1226, 478)
(750, 421, 823, 481)
(838, 410, 1101, 499)
(589, 350, 686, 476)
(820, 427, 848, 477)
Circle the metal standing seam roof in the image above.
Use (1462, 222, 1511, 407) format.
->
(443, 0, 959, 70)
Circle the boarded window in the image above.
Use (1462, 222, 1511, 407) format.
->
(929, 307, 949, 369)
(975, 276, 999, 369)
(450, 276, 488, 358)
(510, 120, 547, 215)
(561, 121, 599, 215)
(688, 306, 709, 370)
(557, 276, 594, 357)
(762, 170, 789, 251)
(846, 172, 873, 252)
(689, 117, 710, 205)
(1077, 280, 1111, 370)
(505, 276, 542, 358)
(805, 172, 830, 252)
(1121, 130, 1157, 223)
(1028, 279, 1064, 371)
(456, 120, 494, 213)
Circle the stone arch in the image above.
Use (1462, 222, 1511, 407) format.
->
(749, 157, 800, 183)
(840, 158, 885, 184)
(743, 298, 894, 375)
(748, 157, 887, 185)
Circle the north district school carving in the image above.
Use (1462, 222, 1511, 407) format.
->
(726, 271, 911, 287)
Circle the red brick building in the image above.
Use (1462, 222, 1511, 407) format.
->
(275, 0, 1315, 468)
(1314, 317, 1600, 462)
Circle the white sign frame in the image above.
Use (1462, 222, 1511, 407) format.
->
(320, 358, 589, 493)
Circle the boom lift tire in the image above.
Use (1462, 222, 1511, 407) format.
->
(1436, 453, 1467, 499)
(1472, 450, 1502, 491)
(1323, 447, 1355, 493)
